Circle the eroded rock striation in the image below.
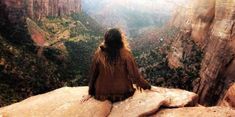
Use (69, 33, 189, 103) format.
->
(27, 0, 81, 20)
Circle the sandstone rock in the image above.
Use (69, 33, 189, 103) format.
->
(151, 86, 198, 107)
(167, 32, 192, 69)
(193, 0, 235, 105)
(0, 87, 112, 117)
(191, 0, 215, 46)
(167, 33, 184, 69)
(109, 90, 167, 117)
(154, 107, 235, 117)
(48, 98, 111, 117)
(0, 86, 198, 117)
(219, 83, 235, 109)
(29, 0, 81, 20)
(1, 0, 81, 21)
(26, 18, 47, 46)
(169, 1, 194, 31)
(194, 38, 234, 105)
(170, 0, 235, 106)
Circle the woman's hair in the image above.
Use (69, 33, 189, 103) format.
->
(100, 28, 130, 64)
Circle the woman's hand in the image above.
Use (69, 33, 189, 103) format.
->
(80, 95, 92, 103)
(136, 82, 151, 92)
(136, 85, 143, 92)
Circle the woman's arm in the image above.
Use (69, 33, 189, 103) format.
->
(81, 52, 99, 103)
(88, 57, 99, 96)
(126, 52, 151, 90)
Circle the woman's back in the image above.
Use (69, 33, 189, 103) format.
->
(93, 48, 135, 101)
(88, 28, 151, 102)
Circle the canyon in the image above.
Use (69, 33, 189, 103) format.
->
(0, 0, 235, 115)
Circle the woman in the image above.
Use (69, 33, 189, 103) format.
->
(84, 28, 151, 103)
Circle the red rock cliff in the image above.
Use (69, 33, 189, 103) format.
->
(169, 0, 235, 106)
(27, 0, 81, 20)
(0, 0, 81, 44)
(2, 0, 81, 21)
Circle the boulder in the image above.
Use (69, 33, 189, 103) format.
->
(109, 90, 167, 117)
(151, 87, 198, 107)
(0, 86, 198, 117)
(0, 87, 111, 117)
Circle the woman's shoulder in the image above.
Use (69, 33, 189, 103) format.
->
(94, 44, 106, 55)
(92, 46, 106, 62)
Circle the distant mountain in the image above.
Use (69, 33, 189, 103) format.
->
(82, 0, 188, 37)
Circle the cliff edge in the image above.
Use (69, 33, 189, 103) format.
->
(0, 86, 234, 117)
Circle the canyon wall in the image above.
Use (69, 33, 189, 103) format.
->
(169, 0, 235, 106)
(0, 0, 32, 45)
(1, 0, 81, 21)
(27, 0, 81, 20)
(0, 0, 81, 44)
(0, 0, 83, 107)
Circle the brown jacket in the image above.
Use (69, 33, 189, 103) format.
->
(89, 47, 151, 102)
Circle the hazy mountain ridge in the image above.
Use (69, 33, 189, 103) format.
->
(82, 0, 188, 37)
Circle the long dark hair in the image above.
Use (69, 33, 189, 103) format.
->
(100, 28, 129, 64)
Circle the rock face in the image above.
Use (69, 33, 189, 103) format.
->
(218, 83, 235, 109)
(0, 0, 33, 45)
(0, 0, 81, 44)
(169, 0, 235, 106)
(190, 0, 215, 47)
(1, 0, 81, 21)
(0, 86, 201, 117)
(0, 0, 26, 24)
(167, 31, 192, 69)
(193, 0, 235, 106)
(27, 0, 81, 20)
